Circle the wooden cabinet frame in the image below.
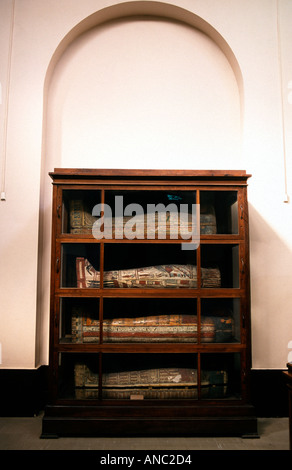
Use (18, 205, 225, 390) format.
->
(41, 169, 257, 438)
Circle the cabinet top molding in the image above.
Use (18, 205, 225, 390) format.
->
(50, 168, 251, 183)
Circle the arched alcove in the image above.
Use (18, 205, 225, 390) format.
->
(47, 16, 241, 169)
(43, 2, 244, 172)
(37, 2, 244, 365)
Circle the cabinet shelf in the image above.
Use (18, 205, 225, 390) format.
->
(57, 236, 244, 243)
(56, 288, 244, 296)
(55, 343, 247, 353)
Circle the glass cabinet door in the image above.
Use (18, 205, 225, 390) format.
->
(200, 191, 238, 235)
(103, 243, 197, 289)
(52, 179, 249, 408)
(200, 353, 242, 400)
(102, 298, 197, 344)
(57, 353, 100, 400)
(60, 243, 100, 288)
(61, 189, 101, 235)
(200, 298, 241, 343)
(101, 353, 198, 400)
(103, 190, 197, 241)
(200, 244, 240, 288)
(57, 352, 242, 401)
(58, 297, 100, 344)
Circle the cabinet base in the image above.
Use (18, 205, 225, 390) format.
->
(41, 404, 258, 438)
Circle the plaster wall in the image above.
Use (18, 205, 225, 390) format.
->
(0, 0, 291, 369)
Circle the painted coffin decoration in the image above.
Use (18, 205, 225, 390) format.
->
(74, 363, 228, 400)
(69, 200, 217, 235)
(76, 258, 221, 289)
(71, 311, 234, 344)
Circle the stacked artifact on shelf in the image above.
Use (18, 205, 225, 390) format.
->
(71, 310, 234, 344)
(69, 199, 217, 236)
(76, 258, 221, 289)
(74, 362, 228, 400)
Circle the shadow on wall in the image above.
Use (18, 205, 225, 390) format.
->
(248, 204, 292, 369)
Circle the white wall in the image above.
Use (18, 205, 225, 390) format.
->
(0, 0, 292, 369)
(47, 18, 241, 170)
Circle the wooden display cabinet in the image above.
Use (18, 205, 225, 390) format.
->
(41, 169, 257, 437)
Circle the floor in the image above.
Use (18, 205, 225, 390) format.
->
(0, 413, 289, 451)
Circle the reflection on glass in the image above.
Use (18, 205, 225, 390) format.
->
(200, 353, 241, 400)
(102, 190, 198, 241)
(200, 298, 241, 343)
(58, 353, 99, 400)
(103, 244, 197, 289)
(201, 244, 239, 288)
(103, 298, 197, 344)
(61, 244, 100, 288)
(59, 298, 100, 344)
(102, 354, 198, 400)
(62, 190, 101, 234)
(200, 191, 238, 234)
